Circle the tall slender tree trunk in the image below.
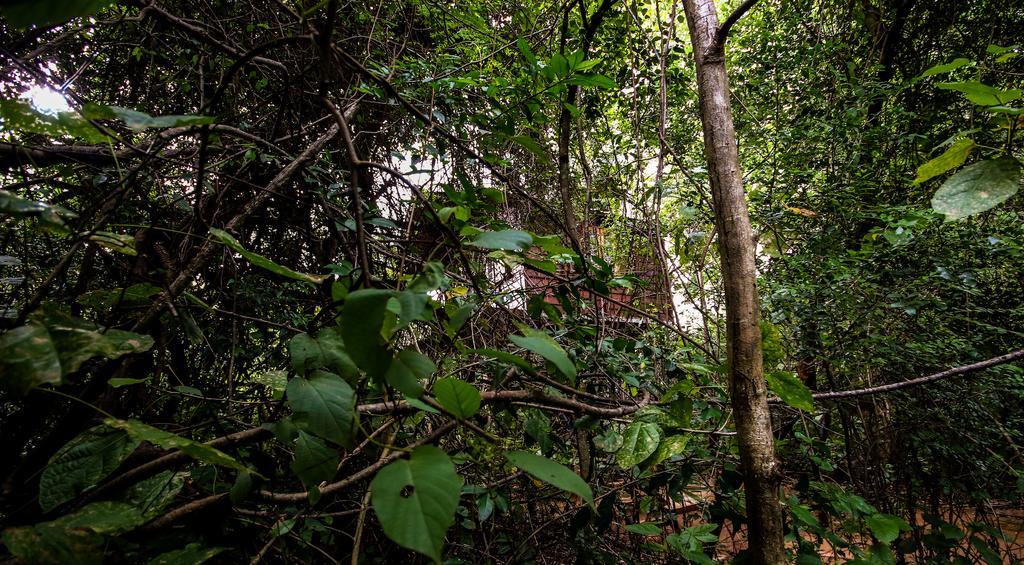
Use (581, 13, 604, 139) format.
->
(679, 1, 786, 562)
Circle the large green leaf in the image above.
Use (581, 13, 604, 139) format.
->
(289, 328, 358, 379)
(104, 418, 253, 475)
(766, 371, 815, 412)
(469, 229, 533, 251)
(291, 430, 338, 488)
(0, 0, 115, 28)
(504, 451, 593, 507)
(52, 501, 147, 535)
(931, 158, 1021, 220)
(0, 99, 108, 143)
(616, 421, 661, 469)
(81, 104, 214, 130)
(209, 228, 328, 284)
(937, 81, 1022, 106)
(38, 424, 140, 511)
(1, 523, 102, 565)
(0, 323, 62, 394)
(646, 434, 691, 468)
(384, 348, 435, 398)
(340, 289, 395, 378)
(149, 544, 226, 565)
(918, 57, 971, 78)
(123, 471, 185, 519)
(912, 138, 976, 184)
(866, 513, 911, 543)
(433, 378, 481, 419)
(286, 370, 357, 447)
(371, 445, 464, 563)
(509, 328, 576, 383)
(0, 189, 76, 232)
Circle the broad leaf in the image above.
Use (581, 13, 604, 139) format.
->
(931, 158, 1021, 220)
(0, 190, 76, 232)
(82, 104, 214, 130)
(340, 289, 395, 378)
(51, 501, 147, 535)
(912, 138, 976, 184)
(286, 370, 357, 447)
(104, 418, 253, 475)
(433, 378, 481, 419)
(289, 329, 358, 379)
(646, 434, 691, 468)
(866, 513, 911, 543)
(918, 57, 971, 78)
(509, 135, 548, 160)
(123, 471, 185, 519)
(509, 328, 577, 383)
(625, 523, 663, 536)
(566, 74, 617, 89)
(766, 371, 815, 412)
(0, 323, 62, 394)
(38, 424, 140, 511)
(0, 99, 108, 143)
(1, 523, 102, 565)
(384, 349, 435, 398)
(937, 81, 1022, 106)
(371, 445, 463, 563)
(616, 421, 661, 469)
(88, 231, 136, 256)
(209, 228, 328, 284)
(469, 229, 533, 251)
(504, 451, 593, 507)
(291, 430, 338, 488)
(0, 0, 115, 28)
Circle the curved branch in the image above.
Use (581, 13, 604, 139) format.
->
(711, 0, 760, 53)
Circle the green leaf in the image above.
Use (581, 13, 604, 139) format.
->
(912, 138, 976, 184)
(616, 421, 661, 468)
(624, 522, 663, 536)
(384, 349, 436, 398)
(108, 376, 150, 388)
(149, 543, 226, 565)
(340, 289, 395, 378)
(0, 99, 108, 143)
(123, 471, 185, 519)
(51, 501, 146, 534)
(0, 323, 62, 395)
(566, 74, 617, 89)
(1, 523, 102, 565)
(209, 228, 328, 284)
(81, 104, 214, 130)
(286, 370, 357, 447)
(767, 371, 815, 412)
(104, 418, 254, 475)
(509, 135, 548, 160)
(509, 328, 576, 383)
(504, 451, 593, 507)
(254, 370, 287, 400)
(469, 347, 536, 373)
(931, 158, 1022, 220)
(469, 229, 533, 251)
(646, 434, 691, 467)
(433, 378, 481, 419)
(38, 424, 140, 512)
(0, 190, 76, 232)
(0, 0, 115, 28)
(289, 329, 358, 379)
(516, 38, 538, 68)
(371, 445, 464, 563)
(291, 430, 338, 488)
(88, 231, 136, 256)
(937, 81, 1022, 106)
(918, 57, 971, 78)
(866, 513, 911, 543)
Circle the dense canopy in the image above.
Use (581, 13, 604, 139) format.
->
(1, 0, 1022, 563)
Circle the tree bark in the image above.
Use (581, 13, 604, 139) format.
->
(679, 1, 786, 562)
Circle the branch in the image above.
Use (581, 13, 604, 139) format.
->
(772, 349, 1024, 403)
(712, 0, 760, 52)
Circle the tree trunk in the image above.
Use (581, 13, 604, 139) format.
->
(679, 1, 786, 562)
